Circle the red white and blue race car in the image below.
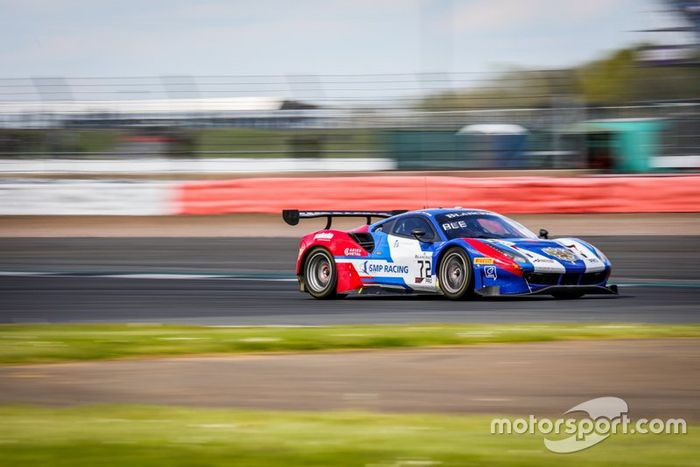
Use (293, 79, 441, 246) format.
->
(283, 208, 617, 300)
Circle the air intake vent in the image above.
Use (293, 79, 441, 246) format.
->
(525, 273, 560, 285)
(581, 270, 609, 285)
(561, 273, 580, 285)
(349, 233, 375, 253)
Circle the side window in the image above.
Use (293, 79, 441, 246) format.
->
(391, 216, 436, 241)
(374, 219, 394, 233)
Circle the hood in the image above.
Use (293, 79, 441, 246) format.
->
(482, 237, 608, 273)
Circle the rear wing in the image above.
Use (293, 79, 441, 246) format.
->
(283, 209, 406, 230)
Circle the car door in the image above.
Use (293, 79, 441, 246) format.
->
(358, 220, 406, 290)
(385, 215, 440, 292)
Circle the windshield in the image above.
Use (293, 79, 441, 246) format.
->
(436, 212, 537, 240)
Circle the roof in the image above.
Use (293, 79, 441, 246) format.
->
(403, 208, 494, 217)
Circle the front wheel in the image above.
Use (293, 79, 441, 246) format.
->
(438, 248, 473, 300)
(303, 248, 341, 299)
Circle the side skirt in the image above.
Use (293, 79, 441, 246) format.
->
(475, 284, 619, 297)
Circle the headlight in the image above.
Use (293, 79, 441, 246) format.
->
(593, 246, 609, 263)
(489, 243, 530, 265)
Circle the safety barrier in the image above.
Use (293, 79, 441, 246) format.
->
(2, 175, 698, 216)
(175, 175, 700, 215)
(0, 180, 175, 216)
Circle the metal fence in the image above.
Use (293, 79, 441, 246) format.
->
(0, 73, 698, 171)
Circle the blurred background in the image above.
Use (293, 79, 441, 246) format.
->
(0, 0, 698, 175)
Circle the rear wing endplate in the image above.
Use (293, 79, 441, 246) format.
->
(283, 209, 406, 230)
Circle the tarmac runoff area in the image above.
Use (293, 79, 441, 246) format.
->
(0, 339, 697, 421)
(1, 213, 700, 237)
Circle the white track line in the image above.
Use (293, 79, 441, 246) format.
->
(0, 271, 296, 281)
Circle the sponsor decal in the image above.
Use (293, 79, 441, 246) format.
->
(444, 211, 482, 219)
(361, 261, 409, 275)
(379, 264, 409, 274)
(393, 239, 400, 248)
(484, 266, 497, 279)
(313, 232, 334, 241)
(474, 257, 495, 265)
(567, 243, 592, 259)
(543, 247, 577, 263)
(343, 247, 364, 257)
(442, 220, 469, 231)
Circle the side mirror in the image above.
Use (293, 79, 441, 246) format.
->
(539, 228, 549, 239)
(411, 228, 429, 242)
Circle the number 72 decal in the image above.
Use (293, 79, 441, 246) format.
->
(416, 259, 432, 283)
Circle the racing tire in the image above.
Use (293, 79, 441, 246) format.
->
(438, 247, 474, 300)
(303, 248, 342, 299)
(551, 291, 585, 300)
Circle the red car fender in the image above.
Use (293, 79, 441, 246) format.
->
(295, 229, 369, 292)
(335, 262, 364, 293)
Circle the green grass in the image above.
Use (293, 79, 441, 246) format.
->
(0, 405, 696, 466)
(0, 323, 698, 364)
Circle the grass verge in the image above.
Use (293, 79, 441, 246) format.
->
(0, 323, 698, 364)
(0, 405, 696, 466)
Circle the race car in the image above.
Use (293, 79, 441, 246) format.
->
(283, 208, 617, 300)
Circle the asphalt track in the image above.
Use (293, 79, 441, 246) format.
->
(1, 236, 699, 324)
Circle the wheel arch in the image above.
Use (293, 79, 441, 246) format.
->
(300, 245, 347, 299)
(298, 244, 333, 288)
(433, 239, 474, 273)
(433, 240, 482, 294)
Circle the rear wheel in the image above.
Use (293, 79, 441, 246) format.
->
(303, 248, 341, 299)
(438, 248, 473, 300)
